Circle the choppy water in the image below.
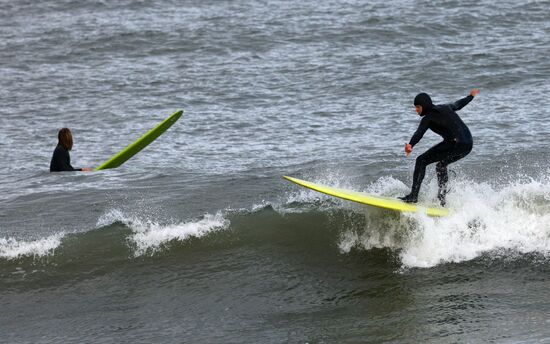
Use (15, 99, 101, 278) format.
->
(1, 0, 550, 342)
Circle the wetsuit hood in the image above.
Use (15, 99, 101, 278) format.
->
(414, 93, 433, 116)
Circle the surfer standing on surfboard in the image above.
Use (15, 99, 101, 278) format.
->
(399, 89, 480, 206)
(50, 128, 92, 172)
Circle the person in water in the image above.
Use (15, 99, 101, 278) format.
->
(50, 128, 92, 172)
(399, 89, 480, 206)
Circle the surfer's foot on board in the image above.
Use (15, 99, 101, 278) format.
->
(398, 193, 418, 203)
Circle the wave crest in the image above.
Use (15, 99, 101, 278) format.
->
(97, 209, 230, 256)
(0, 233, 65, 260)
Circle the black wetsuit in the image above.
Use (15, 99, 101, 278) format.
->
(403, 93, 474, 204)
(50, 144, 82, 172)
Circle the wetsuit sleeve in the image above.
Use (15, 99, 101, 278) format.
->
(450, 95, 474, 111)
(409, 116, 430, 147)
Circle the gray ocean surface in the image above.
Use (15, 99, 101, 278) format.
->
(1, 0, 550, 342)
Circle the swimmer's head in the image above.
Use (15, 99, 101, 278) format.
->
(58, 128, 73, 150)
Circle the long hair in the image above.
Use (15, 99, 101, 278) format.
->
(58, 128, 73, 150)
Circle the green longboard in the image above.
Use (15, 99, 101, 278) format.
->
(95, 110, 183, 171)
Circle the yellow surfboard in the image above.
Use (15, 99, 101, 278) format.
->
(283, 176, 449, 217)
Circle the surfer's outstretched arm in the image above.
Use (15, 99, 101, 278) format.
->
(404, 116, 430, 156)
(409, 116, 430, 147)
(450, 89, 480, 111)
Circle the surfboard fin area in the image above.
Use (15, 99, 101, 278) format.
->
(95, 110, 183, 171)
(283, 176, 449, 217)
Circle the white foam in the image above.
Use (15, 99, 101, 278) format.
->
(130, 212, 229, 256)
(97, 209, 230, 256)
(0, 233, 64, 260)
(287, 173, 550, 268)
(398, 179, 550, 268)
(97, 208, 128, 227)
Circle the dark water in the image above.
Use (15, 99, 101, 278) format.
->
(1, 0, 550, 342)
